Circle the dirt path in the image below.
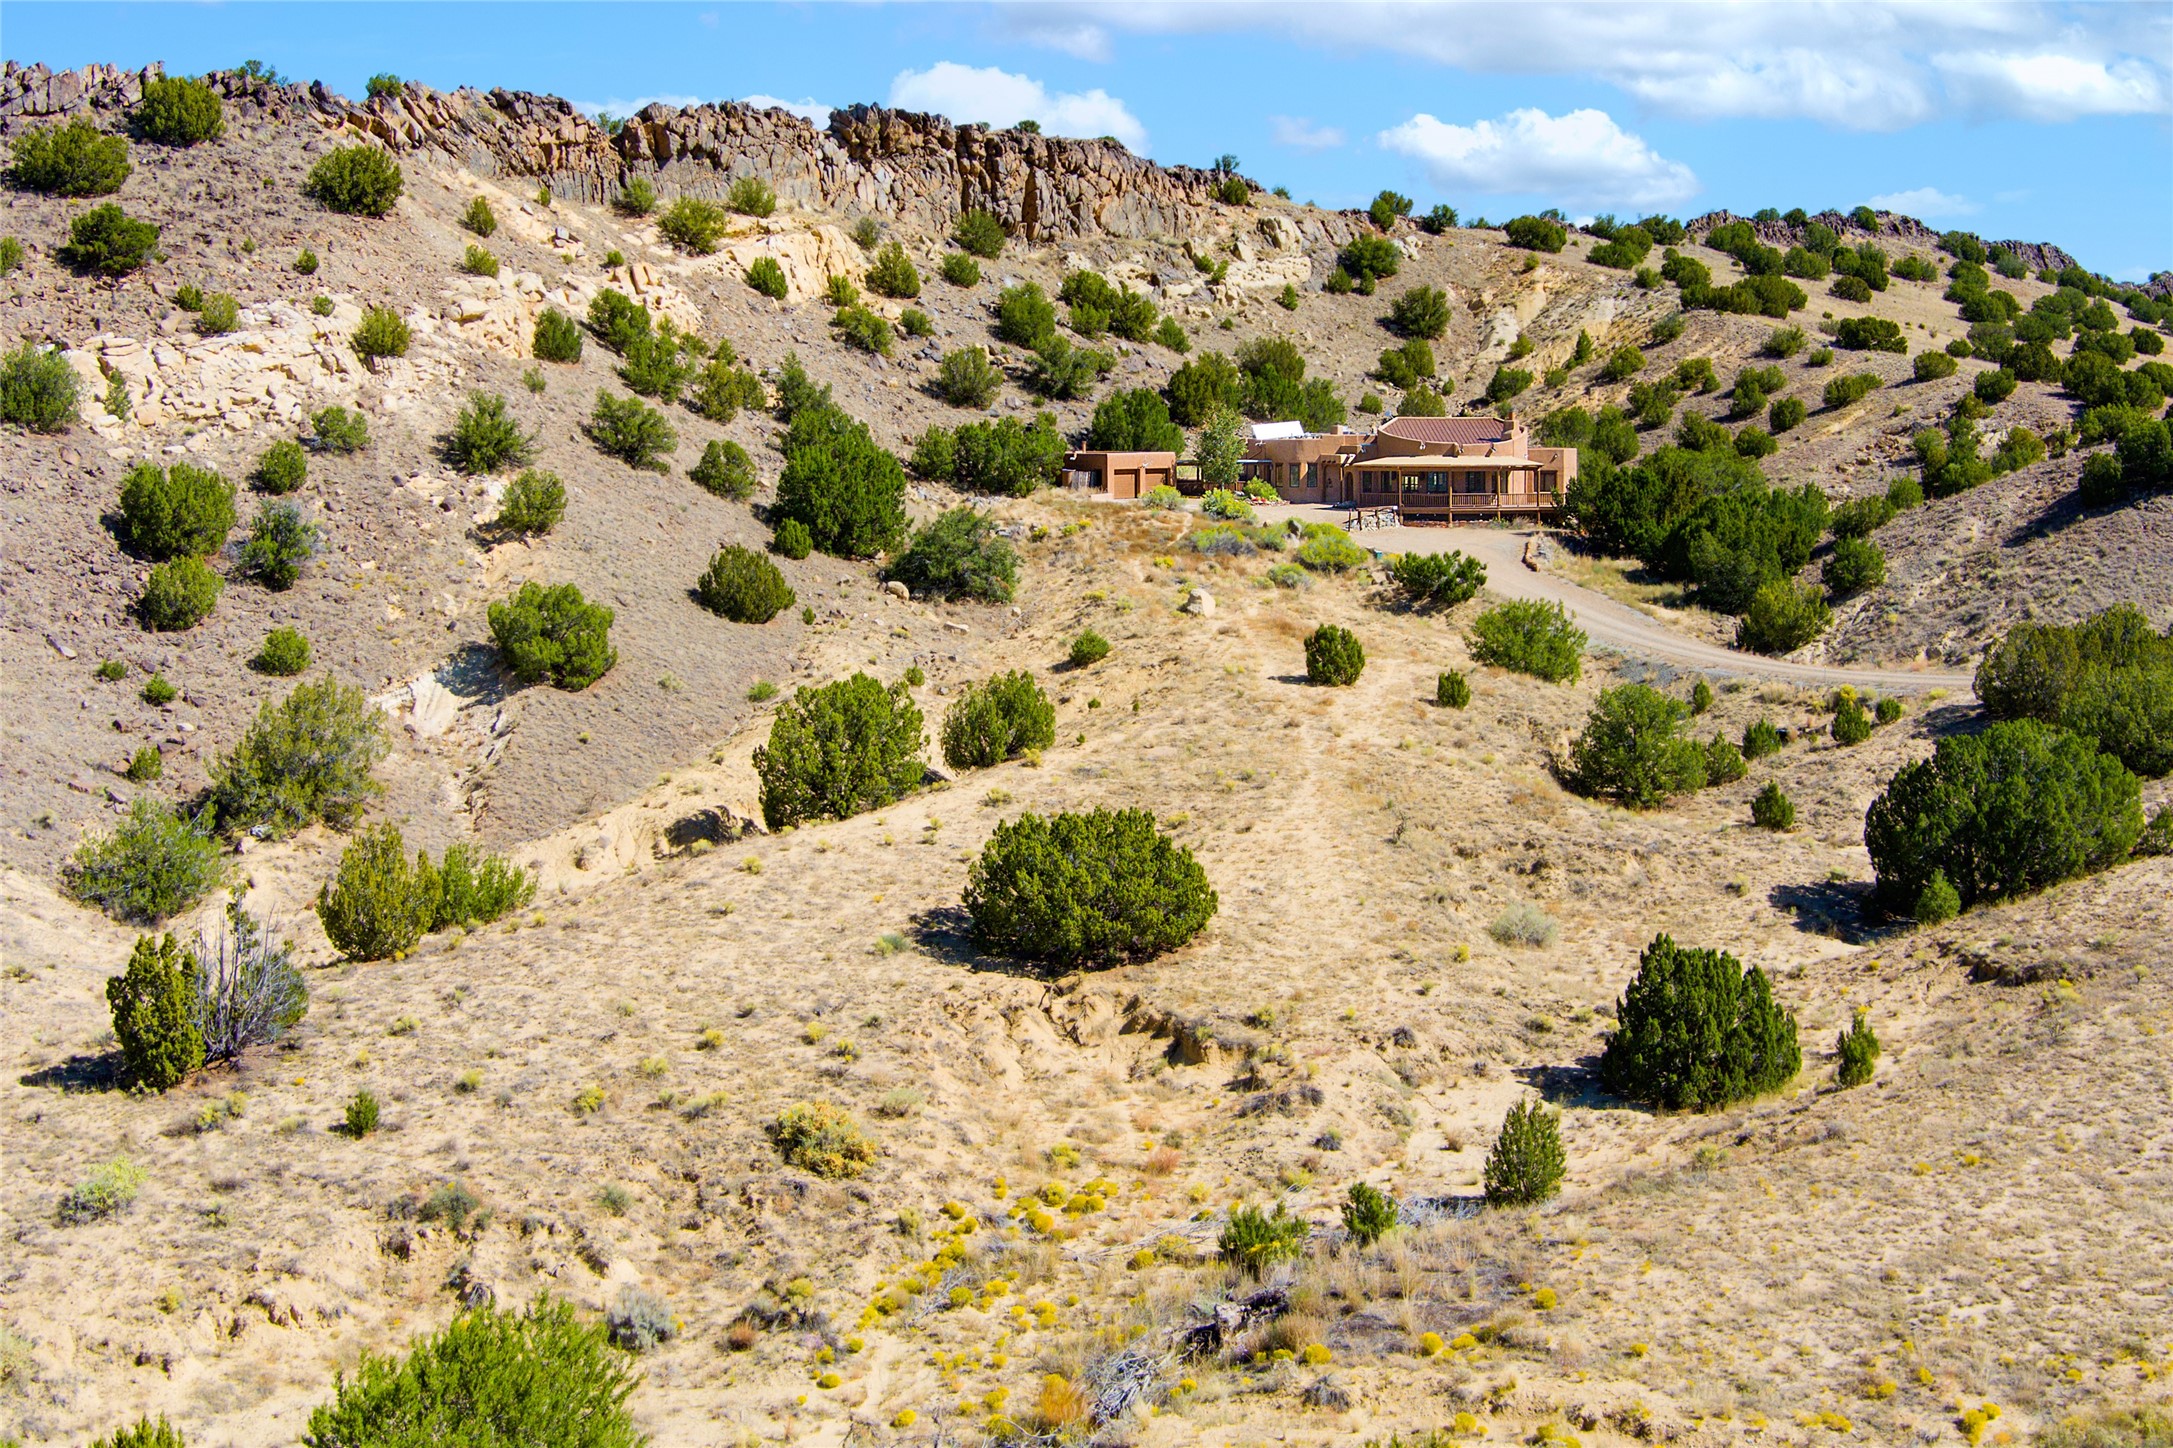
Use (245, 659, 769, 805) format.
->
(1258, 506, 1978, 695)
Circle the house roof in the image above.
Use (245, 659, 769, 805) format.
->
(1351, 455, 1540, 470)
(1248, 421, 1306, 441)
(1379, 416, 1513, 445)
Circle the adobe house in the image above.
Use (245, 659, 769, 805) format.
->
(1237, 421, 1367, 504)
(1061, 449, 1177, 500)
(1332, 414, 1577, 522)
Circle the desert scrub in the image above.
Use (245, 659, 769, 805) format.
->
(58, 204, 160, 275)
(1390, 548, 1486, 605)
(1489, 902, 1559, 948)
(658, 194, 728, 253)
(58, 1157, 148, 1225)
(942, 671, 1056, 769)
(317, 825, 439, 961)
(196, 671, 371, 835)
(940, 251, 981, 286)
(1436, 670, 1471, 708)
(494, 469, 566, 538)
(866, 240, 921, 299)
(489, 581, 617, 689)
(965, 807, 1217, 967)
(769, 1101, 877, 1178)
(884, 507, 1019, 604)
(687, 358, 766, 423)
(460, 243, 499, 278)
(7, 117, 131, 196)
(239, 500, 320, 590)
(460, 194, 498, 236)
(754, 673, 925, 829)
(138, 557, 222, 631)
(1601, 933, 1800, 1110)
(586, 390, 676, 470)
(253, 439, 307, 494)
(119, 460, 236, 560)
(689, 439, 757, 500)
(305, 144, 404, 216)
(431, 842, 536, 929)
(608, 1286, 678, 1354)
(1305, 624, 1365, 686)
(613, 177, 656, 216)
(1069, 630, 1111, 667)
(953, 208, 1006, 258)
(1341, 1181, 1398, 1246)
(350, 305, 412, 361)
(696, 545, 796, 624)
(106, 932, 206, 1089)
(251, 626, 312, 677)
(936, 347, 1002, 408)
(123, 743, 164, 783)
(773, 518, 812, 559)
(195, 292, 240, 335)
(531, 306, 584, 363)
(1750, 780, 1796, 831)
(1219, 1203, 1306, 1274)
(311, 404, 370, 453)
(305, 1297, 642, 1443)
(0, 342, 82, 431)
(1468, 599, 1586, 682)
(1569, 684, 1708, 808)
(1484, 1099, 1566, 1205)
(724, 175, 776, 217)
(443, 391, 535, 474)
(745, 256, 788, 300)
(141, 673, 178, 706)
(1833, 1008, 1880, 1087)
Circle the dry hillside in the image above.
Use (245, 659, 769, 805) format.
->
(2, 62, 2170, 1448)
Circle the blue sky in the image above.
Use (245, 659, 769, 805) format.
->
(9, 2, 2170, 279)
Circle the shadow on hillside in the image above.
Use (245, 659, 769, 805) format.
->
(907, 905, 1046, 979)
(434, 642, 509, 706)
(1768, 879, 1913, 945)
(2002, 489, 2094, 549)
(1512, 1056, 1615, 1110)
(21, 1050, 125, 1094)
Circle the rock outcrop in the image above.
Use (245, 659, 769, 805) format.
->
(1684, 208, 2079, 274)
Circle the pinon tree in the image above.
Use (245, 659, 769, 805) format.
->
(1599, 933, 1800, 1110)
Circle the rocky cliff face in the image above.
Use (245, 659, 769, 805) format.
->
(1684, 208, 2078, 274)
(0, 61, 1249, 245)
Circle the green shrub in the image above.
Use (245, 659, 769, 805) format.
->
(697, 545, 796, 623)
(294, 244, 320, 273)
(1468, 599, 1585, 682)
(495, 468, 566, 538)
(1387, 285, 1451, 341)
(1874, 695, 1904, 726)
(1974, 368, 2017, 404)
(1389, 549, 1485, 606)
(460, 194, 497, 237)
(931, 346, 1002, 409)
(1865, 718, 2143, 914)
(885, 506, 1019, 604)
(614, 177, 657, 217)
(866, 240, 920, 299)
(240, 500, 319, 589)
(123, 743, 163, 783)
(1567, 684, 1707, 807)
(306, 144, 404, 216)
(66, 798, 223, 924)
(1833, 1008, 1879, 1087)
(952, 209, 1006, 258)
(58, 203, 159, 275)
(343, 1088, 381, 1137)
(1973, 607, 2173, 777)
(89, 1414, 188, 1448)
(1737, 578, 1830, 654)
(1086, 386, 1184, 453)
(1823, 536, 1886, 599)
(304, 1295, 641, 1445)
(940, 252, 982, 288)
(1910, 869, 1960, 924)
(995, 281, 1058, 350)
(0, 234, 21, 274)
(489, 582, 615, 690)
(1341, 1181, 1398, 1246)
(824, 273, 860, 308)
(769, 1101, 877, 1178)
(254, 626, 311, 676)
(1069, 630, 1111, 667)
(430, 842, 535, 930)
(657, 194, 728, 254)
(351, 305, 411, 361)
(832, 302, 893, 357)
(139, 557, 222, 630)
(0, 343, 81, 432)
(1749, 782, 1795, 835)
(142, 673, 177, 706)
(686, 358, 766, 422)
(120, 461, 236, 560)
(460, 243, 499, 278)
(306, 404, 368, 455)
(443, 392, 534, 474)
(1295, 528, 1367, 572)
(586, 289, 651, 353)
(1219, 1203, 1307, 1274)
(209, 675, 389, 836)
(681, 441, 753, 505)
(584, 390, 675, 471)
(195, 292, 240, 335)
(967, 806, 1217, 967)
(1912, 349, 1957, 383)
(1830, 693, 1872, 745)
(720, 175, 775, 218)
(1704, 733, 1748, 784)
(1828, 495, 1894, 538)
(773, 517, 812, 559)
(745, 256, 788, 299)
(1305, 624, 1365, 686)
(754, 673, 925, 829)
(774, 404, 908, 557)
(1484, 1097, 1567, 1207)
(253, 439, 307, 494)
(1834, 316, 1906, 353)
(1600, 933, 1800, 1110)
(1821, 372, 1881, 409)
(942, 671, 1055, 769)
(10, 117, 131, 194)
(317, 824, 437, 961)
(1689, 678, 1714, 715)
(1503, 215, 1567, 252)
(1436, 670, 1470, 708)
(899, 307, 933, 339)
(532, 307, 584, 364)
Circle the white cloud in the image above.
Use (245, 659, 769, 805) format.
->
(740, 94, 833, 128)
(1005, 18, 1113, 61)
(1378, 107, 1698, 211)
(1027, 2, 2173, 129)
(1868, 186, 1979, 219)
(888, 62, 1147, 150)
(1270, 115, 1345, 152)
(1934, 50, 2168, 119)
(573, 93, 704, 120)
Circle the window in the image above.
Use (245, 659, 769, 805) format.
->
(1426, 470, 1450, 493)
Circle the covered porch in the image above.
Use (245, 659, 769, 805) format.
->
(1335, 455, 1564, 521)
